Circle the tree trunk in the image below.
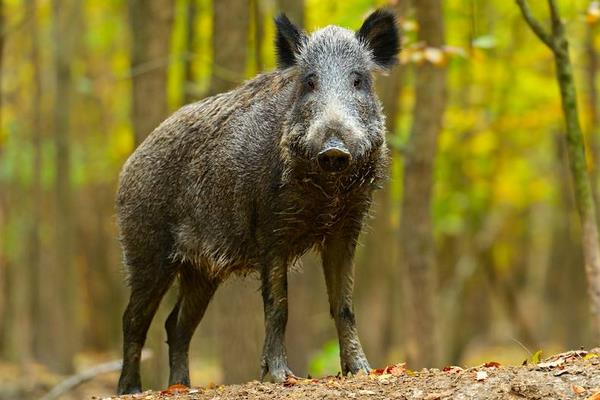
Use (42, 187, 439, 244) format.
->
(29, 0, 43, 364)
(553, 42, 600, 339)
(399, 0, 447, 368)
(517, 0, 600, 338)
(49, 0, 77, 374)
(208, 0, 249, 96)
(128, 0, 174, 145)
(586, 22, 600, 211)
(252, 0, 265, 73)
(183, 0, 198, 104)
(0, 0, 5, 357)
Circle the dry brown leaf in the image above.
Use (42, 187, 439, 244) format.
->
(442, 365, 463, 373)
(283, 376, 299, 387)
(572, 384, 586, 395)
(483, 361, 501, 368)
(587, 391, 600, 400)
(160, 383, 189, 394)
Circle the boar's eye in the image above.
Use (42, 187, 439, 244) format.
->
(303, 73, 317, 92)
(352, 72, 365, 90)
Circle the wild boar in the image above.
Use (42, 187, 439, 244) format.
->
(117, 9, 399, 394)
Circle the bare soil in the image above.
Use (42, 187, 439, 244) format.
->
(102, 349, 600, 400)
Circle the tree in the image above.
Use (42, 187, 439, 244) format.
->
(128, 0, 174, 145)
(183, 0, 198, 104)
(208, 0, 249, 96)
(516, 0, 600, 338)
(399, 0, 447, 368)
(48, 0, 78, 373)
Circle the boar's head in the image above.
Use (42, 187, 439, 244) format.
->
(276, 10, 400, 176)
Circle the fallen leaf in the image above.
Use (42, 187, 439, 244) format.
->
(370, 367, 388, 375)
(483, 361, 501, 368)
(283, 376, 299, 387)
(442, 365, 463, 373)
(572, 384, 586, 395)
(390, 363, 406, 375)
(587, 391, 600, 400)
(475, 371, 488, 381)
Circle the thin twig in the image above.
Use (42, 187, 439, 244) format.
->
(515, 0, 557, 52)
(39, 350, 153, 400)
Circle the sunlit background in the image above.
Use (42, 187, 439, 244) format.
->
(1, 0, 599, 399)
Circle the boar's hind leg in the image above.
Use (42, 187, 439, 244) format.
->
(117, 260, 177, 395)
(260, 259, 296, 382)
(321, 236, 371, 376)
(165, 264, 217, 387)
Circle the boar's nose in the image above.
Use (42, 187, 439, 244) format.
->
(317, 139, 352, 173)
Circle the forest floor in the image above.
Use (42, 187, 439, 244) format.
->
(103, 349, 600, 400)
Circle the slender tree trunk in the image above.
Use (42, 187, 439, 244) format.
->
(586, 22, 600, 209)
(0, 0, 6, 356)
(183, 0, 197, 104)
(128, 0, 174, 145)
(252, 0, 265, 73)
(208, 0, 249, 96)
(29, 0, 43, 363)
(517, 0, 600, 338)
(50, 0, 77, 373)
(399, 0, 447, 368)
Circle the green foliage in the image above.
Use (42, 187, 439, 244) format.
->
(308, 340, 341, 377)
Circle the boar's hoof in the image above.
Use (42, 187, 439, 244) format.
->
(342, 356, 371, 376)
(260, 360, 296, 383)
(117, 384, 142, 396)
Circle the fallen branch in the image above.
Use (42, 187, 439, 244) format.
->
(40, 349, 153, 400)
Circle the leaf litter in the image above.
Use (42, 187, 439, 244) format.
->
(103, 348, 600, 400)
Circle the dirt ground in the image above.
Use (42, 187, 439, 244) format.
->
(101, 349, 600, 400)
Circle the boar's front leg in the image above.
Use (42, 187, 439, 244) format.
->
(322, 235, 371, 375)
(260, 258, 295, 382)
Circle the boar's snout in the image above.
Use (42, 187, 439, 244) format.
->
(317, 137, 352, 173)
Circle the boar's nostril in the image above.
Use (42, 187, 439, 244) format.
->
(317, 147, 352, 173)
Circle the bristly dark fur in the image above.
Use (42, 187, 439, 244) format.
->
(275, 13, 307, 68)
(356, 9, 400, 68)
(117, 10, 399, 395)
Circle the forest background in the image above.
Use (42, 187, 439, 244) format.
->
(1, 0, 600, 398)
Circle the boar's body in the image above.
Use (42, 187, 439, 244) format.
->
(117, 71, 385, 281)
(117, 10, 398, 395)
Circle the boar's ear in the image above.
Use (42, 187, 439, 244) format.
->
(274, 13, 307, 69)
(356, 9, 400, 69)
